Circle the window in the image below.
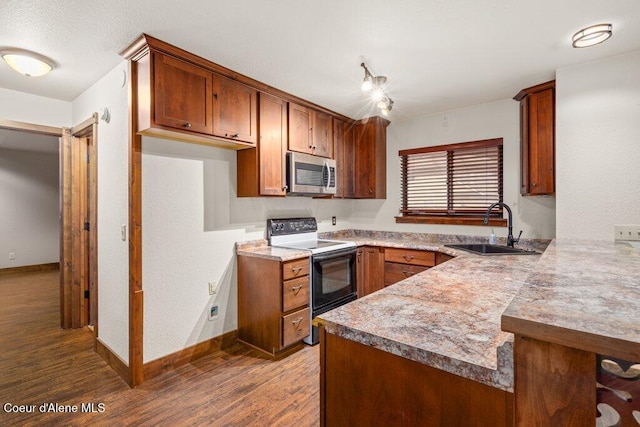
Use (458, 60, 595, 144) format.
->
(396, 138, 506, 225)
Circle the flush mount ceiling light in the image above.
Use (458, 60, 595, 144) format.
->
(360, 62, 394, 116)
(0, 48, 54, 77)
(572, 23, 613, 48)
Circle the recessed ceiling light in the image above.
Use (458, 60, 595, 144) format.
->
(0, 48, 54, 77)
(572, 24, 613, 48)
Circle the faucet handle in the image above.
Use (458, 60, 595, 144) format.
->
(514, 230, 523, 244)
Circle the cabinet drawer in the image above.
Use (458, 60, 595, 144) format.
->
(282, 276, 309, 312)
(282, 258, 309, 281)
(282, 307, 310, 348)
(384, 262, 429, 286)
(385, 248, 435, 267)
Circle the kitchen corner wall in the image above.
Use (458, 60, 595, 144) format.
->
(351, 100, 557, 240)
(141, 137, 352, 363)
(556, 50, 640, 240)
(0, 87, 71, 127)
(72, 62, 130, 363)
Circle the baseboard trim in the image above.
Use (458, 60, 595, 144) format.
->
(96, 338, 131, 386)
(0, 262, 60, 275)
(143, 330, 238, 380)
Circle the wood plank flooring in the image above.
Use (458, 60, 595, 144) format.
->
(0, 270, 320, 426)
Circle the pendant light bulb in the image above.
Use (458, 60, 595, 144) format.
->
(361, 78, 373, 92)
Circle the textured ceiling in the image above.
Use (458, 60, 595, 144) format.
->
(1, 0, 639, 120)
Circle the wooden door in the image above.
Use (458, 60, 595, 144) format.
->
(154, 52, 213, 134)
(212, 74, 258, 144)
(528, 88, 554, 195)
(259, 93, 287, 195)
(312, 110, 333, 158)
(288, 102, 313, 154)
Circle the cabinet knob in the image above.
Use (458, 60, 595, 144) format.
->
(231, 133, 239, 138)
(213, 93, 218, 99)
(283, 185, 288, 192)
(183, 123, 192, 128)
(368, 189, 373, 194)
(532, 182, 537, 187)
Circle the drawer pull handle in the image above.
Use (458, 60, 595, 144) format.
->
(402, 255, 415, 260)
(290, 266, 303, 274)
(183, 122, 192, 128)
(291, 285, 303, 294)
(291, 318, 304, 329)
(402, 271, 414, 277)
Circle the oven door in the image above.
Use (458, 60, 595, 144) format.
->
(311, 247, 356, 311)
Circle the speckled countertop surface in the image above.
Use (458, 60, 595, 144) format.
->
(502, 239, 640, 359)
(235, 239, 311, 261)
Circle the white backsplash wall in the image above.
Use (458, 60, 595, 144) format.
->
(556, 50, 640, 240)
(72, 62, 130, 364)
(350, 100, 556, 240)
(142, 136, 352, 363)
(0, 148, 60, 269)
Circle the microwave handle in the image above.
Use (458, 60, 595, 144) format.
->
(324, 161, 331, 191)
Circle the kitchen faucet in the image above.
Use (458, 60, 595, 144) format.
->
(483, 202, 522, 248)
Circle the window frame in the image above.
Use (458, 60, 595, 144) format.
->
(395, 138, 507, 226)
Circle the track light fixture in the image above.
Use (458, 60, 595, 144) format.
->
(360, 62, 394, 115)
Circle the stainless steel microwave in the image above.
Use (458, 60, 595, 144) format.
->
(286, 152, 337, 196)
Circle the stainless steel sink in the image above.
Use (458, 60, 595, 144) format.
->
(445, 243, 539, 256)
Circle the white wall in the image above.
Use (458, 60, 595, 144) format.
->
(350, 101, 556, 240)
(142, 137, 352, 362)
(72, 62, 130, 363)
(0, 148, 59, 268)
(556, 50, 640, 240)
(0, 88, 71, 127)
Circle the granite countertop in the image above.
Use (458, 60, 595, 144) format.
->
(502, 239, 640, 361)
(235, 239, 311, 261)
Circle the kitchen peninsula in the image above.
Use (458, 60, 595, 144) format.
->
(309, 232, 639, 426)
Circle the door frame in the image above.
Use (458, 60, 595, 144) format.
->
(61, 114, 99, 331)
(0, 115, 98, 333)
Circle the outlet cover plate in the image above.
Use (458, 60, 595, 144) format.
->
(614, 224, 640, 241)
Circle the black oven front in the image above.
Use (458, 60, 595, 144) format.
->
(305, 246, 357, 345)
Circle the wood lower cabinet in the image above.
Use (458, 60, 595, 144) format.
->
(320, 328, 514, 426)
(384, 247, 436, 287)
(288, 102, 333, 158)
(354, 116, 389, 198)
(357, 246, 385, 297)
(153, 52, 213, 135)
(238, 255, 310, 357)
(514, 80, 555, 196)
(212, 74, 258, 144)
(237, 93, 288, 196)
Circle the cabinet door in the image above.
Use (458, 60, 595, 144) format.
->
(259, 93, 288, 195)
(154, 53, 213, 134)
(288, 102, 313, 154)
(333, 119, 355, 198)
(354, 117, 388, 199)
(212, 74, 258, 144)
(363, 246, 384, 296)
(312, 110, 333, 158)
(356, 248, 364, 297)
(528, 88, 554, 195)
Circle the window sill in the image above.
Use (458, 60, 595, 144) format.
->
(395, 216, 508, 226)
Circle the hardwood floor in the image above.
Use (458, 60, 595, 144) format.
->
(0, 270, 320, 426)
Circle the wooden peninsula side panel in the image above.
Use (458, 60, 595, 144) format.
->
(319, 327, 514, 426)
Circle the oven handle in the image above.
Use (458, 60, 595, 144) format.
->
(312, 246, 356, 262)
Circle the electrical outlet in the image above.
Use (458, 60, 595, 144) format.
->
(332, 216, 337, 226)
(8, 252, 15, 260)
(208, 305, 219, 321)
(613, 224, 640, 241)
(208, 281, 217, 295)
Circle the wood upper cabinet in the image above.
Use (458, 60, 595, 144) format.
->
(212, 74, 258, 144)
(333, 118, 355, 198)
(312, 110, 333, 158)
(288, 102, 333, 158)
(354, 116, 389, 198)
(153, 52, 213, 134)
(357, 246, 384, 297)
(514, 80, 555, 196)
(237, 93, 288, 197)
